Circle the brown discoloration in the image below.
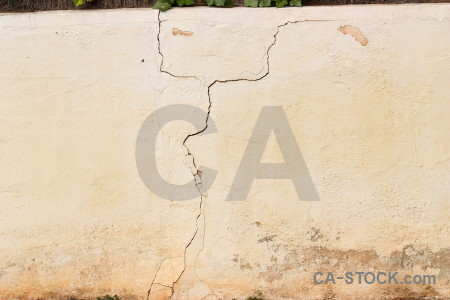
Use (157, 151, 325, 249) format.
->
(255, 245, 449, 297)
(338, 25, 368, 46)
(172, 28, 193, 36)
(257, 235, 276, 243)
(1, 292, 143, 300)
(240, 262, 253, 270)
(380, 284, 439, 300)
(308, 227, 324, 242)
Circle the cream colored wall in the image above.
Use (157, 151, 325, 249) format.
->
(0, 5, 449, 300)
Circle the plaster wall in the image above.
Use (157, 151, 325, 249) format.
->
(0, 5, 449, 299)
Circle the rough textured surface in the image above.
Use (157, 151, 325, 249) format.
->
(0, 5, 449, 300)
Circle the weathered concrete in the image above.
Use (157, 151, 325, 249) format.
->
(0, 5, 449, 300)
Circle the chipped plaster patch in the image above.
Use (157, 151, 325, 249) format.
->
(338, 25, 369, 46)
(172, 28, 193, 36)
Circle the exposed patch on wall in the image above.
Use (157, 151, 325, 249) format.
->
(172, 28, 193, 36)
(338, 25, 368, 46)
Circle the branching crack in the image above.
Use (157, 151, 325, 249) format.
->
(157, 11, 200, 80)
(148, 14, 309, 300)
(146, 258, 167, 300)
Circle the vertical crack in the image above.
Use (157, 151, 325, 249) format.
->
(146, 11, 205, 300)
(149, 14, 309, 299)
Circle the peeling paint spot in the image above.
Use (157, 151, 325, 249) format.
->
(172, 28, 193, 36)
(338, 25, 368, 46)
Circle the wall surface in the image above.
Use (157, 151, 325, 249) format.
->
(0, 4, 449, 300)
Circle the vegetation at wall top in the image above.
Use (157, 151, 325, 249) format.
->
(72, 0, 299, 10)
(1, 0, 449, 12)
(72, 0, 450, 10)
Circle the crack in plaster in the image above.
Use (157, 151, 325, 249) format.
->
(146, 12, 206, 300)
(148, 14, 320, 299)
(147, 257, 168, 299)
(157, 11, 200, 81)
